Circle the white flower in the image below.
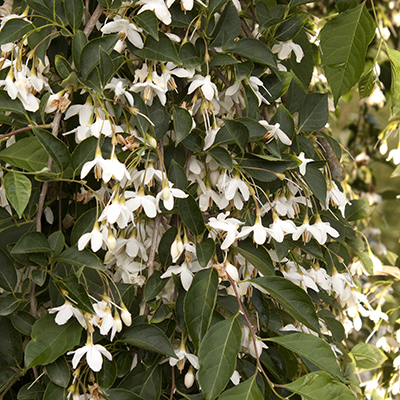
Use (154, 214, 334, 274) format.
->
(68, 337, 112, 372)
(245, 76, 270, 106)
(130, 71, 167, 106)
(80, 150, 108, 180)
(272, 41, 304, 63)
(188, 75, 219, 101)
(101, 16, 143, 49)
(258, 120, 292, 145)
(125, 189, 157, 218)
(161, 261, 201, 290)
(78, 223, 105, 252)
(268, 214, 297, 243)
(104, 78, 134, 106)
(156, 182, 188, 211)
(237, 216, 271, 245)
(48, 300, 86, 328)
(208, 212, 244, 250)
(387, 148, 400, 165)
(170, 342, 199, 370)
(137, 0, 171, 25)
(292, 215, 339, 245)
(297, 152, 313, 175)
(98, 195, 134, 229)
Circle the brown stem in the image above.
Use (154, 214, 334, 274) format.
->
(83, 4, 105, 38)
(170, 366, 175, 400)
(147, 213, 162, 277)
(0, 370, 24, 400)
(58, 182, 63, 231)
(240, 18, 254, 38)
(0, 124, 52, 140)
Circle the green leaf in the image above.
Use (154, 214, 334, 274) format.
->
(235, 61, 254, 81)
(0, 248, 17, 291)
(215, 119, 249, 153)
(177, 195, 205, 236)
(351, 343, 387, 371)
(358, 68, 377, 100)
(228, 38, 277, 69)
(303, 166, 327, 205)
(33, 127, 70, 171)
(250, 276, 320, 333)
(58, 274, 95, 314)
(80, 34, 121, 79)
(298, 93, 329, 132)
(320, 3, 375, 105)
(208, 0, 226, 15)
(72, 30, 88, 70)
(17, 383, 45, 400)
(71, 136, 99, 178)
(43, 382, 68, 400)
(55, 55, 73, 80)
(208, 147, 233, 170)
(55, 246, 104, 271)
(0, 19, 33, 46)
(268, 333, 345, 382)
(234, 239, 274, 276)
(11, 311, 36, 336)
(388, 48, 400, 116)
(284, 371, 356, 400)
(218, 375, 262, 400)
(64, 0, 83, 32)
(158, 226, 177, 268)
(317, 309, 345, 343)
(275, 14, 306, 42)
(134, 10, 159, 40)
(46, 356, 70, 388)
(0, 136, 48, 172)
(133, 32, 180, 64)
(148, 97, 169, 140)
(0, 367, 20, 393)
(48, 231, 65, 256)
(344, 199, 370, 221)
(212, 2, 240, 47)
(25, 314, 82, 369)
(99, 47, 115, 86)
(27, 18, 52, 63)
(184, 268, 219, 351)
(0, 296, 21, 316)
(0, 318, 23, 365)
(70, 208, 97, 246)
(144, 270, 168, 302)
(173, 107, 193, 145)
(119, 324, 176, 358)
(198, 316, 242, 400)
(196, 239, 215, 268)
(168, 160, 187, 190)
(97, 357, 117, 388)
(105, 388, 144, 400)
(4, 173, 31, 218)
(11, 231, 51, 254)
(180, 42, 201, 68)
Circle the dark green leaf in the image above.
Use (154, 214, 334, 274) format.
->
(0, 19, 33, 46)
(320, 4, 375, 105)
(196, 239, 215, 268)
(71, 136, 99, 177)
(198, 316, 242, 400)
(180, 42, 201, 68)
(275, 14, 306, 41)
(174, 107, 193, 145)
(43, 382, 68, 400)
(250, 276, 320, 333)
(55, 55, 73, 80)
(11, 311, 36, 336)
(317, 309, 345, 343)
(208, 147, 233, 170)
(55, 246, 104, 271)
(268, 333, 345, 381)
(32, 269, 46, 286)
(99, 46, 115, 86)
(168, 160, 187, 190)
(0, 367, 20, 393)
(48, 231, 65, 256)
(25, 314, 82, 369)
(27, 18, 52, 63)
(97, 357, 117, 388)
(177, 194, 205, 236)
(46, 356, 70, 388)
(218, 375, 262, 400)
(105, 388, 144, 400)
(17, 383, 45, 400)
(134, 10, 159, 40)
(0, 296, 21, 316)
(64, 0, 83, 32)
(148, 97, 169, 140)
(158, 226, 178, 268)
(212, 2, 240, 47)
(70, 208, 97, 246)
(12, 231, 51, 254)
(344, 199, 370, 221)
(72, 30, 88, 70)
(184, 268, 219, 351)
(3, 172, 31, 219)
(298, 93, 329, 132)
(303, 166, 327, 205)
(0, 318, 23, 365)
(119, 324, 176, 358)
(0, 248, 17, 291)
(215, 119, 249, 153)
(144, 270, 168, 302)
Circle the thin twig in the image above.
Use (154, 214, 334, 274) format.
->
(240, 18, 254, 38)
(170, 366, 175, 400)
(147, 213, 162, 277)
(0, 124, 52, 140)
(83, 4, 105, 37)
(0, 370, 24, 400)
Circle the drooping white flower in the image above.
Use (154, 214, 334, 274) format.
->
(101, 16, 144, 49)
(98, 194, 134, 229)
(237, 216, 271, 245)
(387, 147, 400, 165)
(208, 212, 244, 250)
(188, 75, 219, 101)
(272, 41, 304, 63)
(125, 188, 157, 218)
(156, 181, 188, 211)
(268, 214, 297, 243)
(297, 152, 313, 175)
(48, 300, 86, 328)
(68, 336, 112, 372)
(78, 223, 105, 252)
(258, 120, 292, 145)
(104, 78, 134, 106)
(137, 0, 172, 25)
(161, 261, 201, 290)
(292, 215, 339, 245)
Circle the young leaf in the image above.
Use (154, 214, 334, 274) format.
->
(250, 276, 320, 333)
(320, 3, 375, 105)
(284, 371, 356, 400)
(198, 316, 242, 400)
(268, 333, 345, 382)
(3, 172, 32, 219)
(25, 314, 82, 369)
(184, 268, 219, 351)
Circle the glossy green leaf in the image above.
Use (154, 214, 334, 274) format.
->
(43, 382, 68, 400)
(303, 166, 327, 205)
(33, 127, 70, 171)
(351, 343, 387, 370)
(180, 42, 201, 67)
(97, 357, 117, 388)
(345, 199, 370, 221)
(48, 231, 65, 256)
(198, 316, 242, 400)
(174, 106, 193, 145)
(0, 318, 23, 365)
(218, 375, 262, 400)
(134, 32, 180, 64)
(0, 19, 33, 46)
(320, 3, 375, 105)
(208, 147, 233, 170)
(144, 270, 169, 302)
(0, 296, 21, 316)
(215, 119, 249, 153)
(11, 231, 51, 254)
(134, 10, 159, 40)
(119, 324, 176, 358)
(64, 0, 83, 32)
(0, 136, 48, 172)
(196, 238, 215, 268)
(72, 30, 88, 70)
(298, 93, 329, 132)
(184, 268, 219, 351)
(177, 194, 205, 236)
(11, 311, 36, 336)
(250, 276, 320, 333)
(80, 34, 121, 79)
(58, 274, 95, 314)
(25, 314, 82, 369)
(284, 371, 356, 400)
(46, 356, 70, 388)
(212, 2, 240, 47)
(268, 333, 345, 381)
(54, 246, 104, 271)
(234, 239, 274, 276)
(3, 172, 31, 218)
(17, 382, 46, 399)
(0, 248, 17, 291)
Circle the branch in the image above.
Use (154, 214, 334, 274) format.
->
(147, 213, 162, 277)
(0, 370, 24, 400)
(83, 4, 105, 37)
(0, 124, 52, 141)
(240, 18, 254, 38)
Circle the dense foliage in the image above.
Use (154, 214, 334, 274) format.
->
(1, 0, 400, 399)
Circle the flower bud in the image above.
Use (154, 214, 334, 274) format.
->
(121, 305, 132, 326)
(184, 366, 195, 388)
